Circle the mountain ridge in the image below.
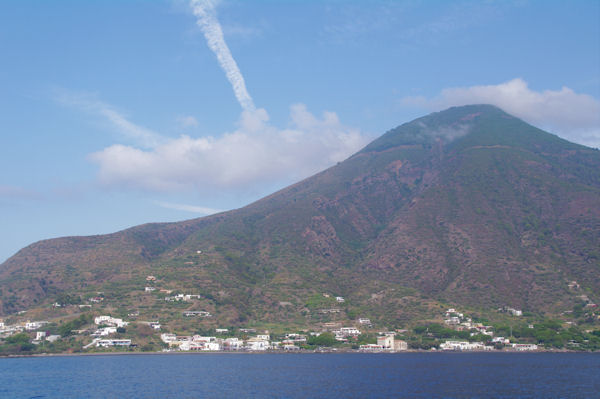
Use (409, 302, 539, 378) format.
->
(2, 105, 599, 327)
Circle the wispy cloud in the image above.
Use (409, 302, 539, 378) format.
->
(55, 89, 164, 148)
(0, 185, 42, 201)
(190, 0, 255, 112)
(155, 200, 222, 214)
(176, 115, 199, 128)
(321, 1, 509, 45)
(402, 78, 600, 149)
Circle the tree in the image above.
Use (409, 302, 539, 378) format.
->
(307, 332, 336, 347)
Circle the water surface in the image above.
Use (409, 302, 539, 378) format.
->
(0, 352, 598, 398)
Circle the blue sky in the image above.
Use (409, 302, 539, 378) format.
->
(1, 0, 599, 262)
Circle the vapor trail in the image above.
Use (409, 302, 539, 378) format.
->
(190, 0, 256, 112)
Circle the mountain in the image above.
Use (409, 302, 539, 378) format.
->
(2, 105, 599, 327)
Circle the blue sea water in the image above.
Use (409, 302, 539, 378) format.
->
(0, 352, 598, 398)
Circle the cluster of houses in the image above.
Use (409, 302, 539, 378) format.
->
(444, 309, 495, 335)
(92, 315, 128, 337)
(159, 327, 370, 352)
(0, 319, 49, 337)
(0, 319, 61, 345)
(441, 308, 538, 351)
(160, 332, 289, 351)
(332, 327, 361, 341)
(439, 340, 537, 351)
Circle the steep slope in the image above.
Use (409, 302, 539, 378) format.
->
(1, 105, 599, 325)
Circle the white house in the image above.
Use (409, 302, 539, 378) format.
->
(149, 322, 161, 330)
(94, 316, 128, 328)
(92, 327, 117, 337)
(440, 341, 488, 351)
(25, 321, 47, 331)
(223, 337, 242, 350)
(359, 344, 384, 351)
(492, 337, 510, 345)
(160, 333, 177, 343)
(46, 335, 60, 343)
(512, 343, 538, 351)
(96, 339, 131, 347)
(246, 337, 269, 351)
(340, 327, 361, 336)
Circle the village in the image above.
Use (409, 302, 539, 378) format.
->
(1, 298, 554, 354)
(2, 275, 599, 354)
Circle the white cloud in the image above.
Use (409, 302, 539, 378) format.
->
(155, 201, 222, 214)
(55, 90, 164, 148)
(402, 78, 600, 148)
(177, 115, 199, 128)
(89, 105, 370, 192)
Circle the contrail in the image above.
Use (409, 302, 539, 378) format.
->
(190, 0, 256, 113)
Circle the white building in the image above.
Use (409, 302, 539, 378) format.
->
(92, 327, 117, 337)
(359, 344, 384, 351)
(223, 337, 243, 350)
(246, 337, 270, 351)
(25, 321, 47, 331)
(149, 322, 161, 330)
(377, 335, 394, 350)
(440, 341, 488, 351)
(160, 333, 177, 343)
(340, 327, 361, 336)
(445, 317, 461, 325)
(94, 316, 128, 328)
(394, 340, 408, 351)
(512, 343, 538, 351)
(492, 337, 510, 345)
(96, 339, 131, 347)
(46, 335, 60, 343)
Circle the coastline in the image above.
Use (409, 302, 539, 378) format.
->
(0, 347, 592, 359)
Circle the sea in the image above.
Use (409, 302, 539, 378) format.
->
(0, 352, 598, 398)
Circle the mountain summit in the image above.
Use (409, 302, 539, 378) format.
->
(2, 105, 599, 325)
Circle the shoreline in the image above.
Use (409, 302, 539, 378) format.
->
(0, 348, 593, 359)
